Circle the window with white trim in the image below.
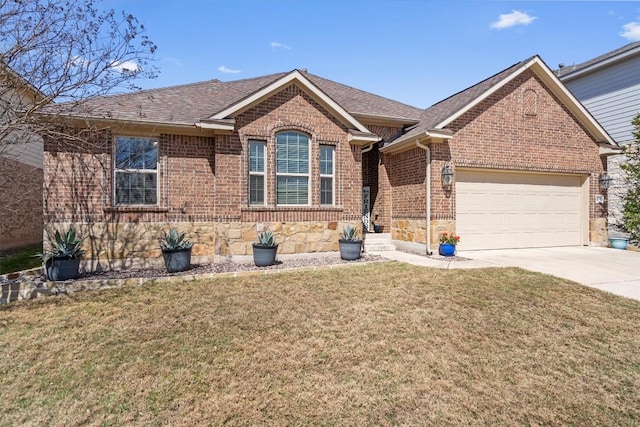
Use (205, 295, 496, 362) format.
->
(248, 140, 266, 205)
(276, 131, 309, 205)
(114, 136, 158, 205)
(320, 145, 334, 205)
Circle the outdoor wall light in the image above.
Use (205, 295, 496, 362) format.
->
(441, 165, 454, 190)
(599, 172, 613, 191)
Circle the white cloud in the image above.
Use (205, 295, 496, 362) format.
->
(217, 65, 241, 74)
(270, 41, 291, 50)
(620, 21, 640, 41)
(111, 60, 140, 73)
(491, 10, 537, 30)
(164, 57, 183, 67)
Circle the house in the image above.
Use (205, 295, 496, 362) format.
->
(0, 64, 45, 251)
(41, 55, 616, 270)
(557, 42, 640, 229)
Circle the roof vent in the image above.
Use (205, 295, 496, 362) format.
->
(300, 68, 308, 73)
(558, 63, 565, 68)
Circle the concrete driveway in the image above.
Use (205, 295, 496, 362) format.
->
(457, 246, 640, 301)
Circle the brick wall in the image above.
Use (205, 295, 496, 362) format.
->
(42, 84, 368, 265)
(362, 125, 403, 232)
(0, 157, 43, 250)
(233, 83, 362, 221)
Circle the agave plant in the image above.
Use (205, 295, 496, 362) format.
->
(255, 230, 277, 247)
(159, 228, 193, 251)
(341, 225, 360, 241)
(39, 227, 86, 263)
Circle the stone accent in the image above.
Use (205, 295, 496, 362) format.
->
(391, 219, 428, 245)
(1, 267, 45, 304)
(431, 220, 456, 248)
(590, 218, 608, 246)
(392, 218, 456, 252)
(43, 220, 358, 272)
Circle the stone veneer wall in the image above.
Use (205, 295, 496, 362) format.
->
(44, 220, 356, 272)
(391, 219, 457, 251)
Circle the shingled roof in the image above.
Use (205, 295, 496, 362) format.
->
(555, 41, 640, 79)
(48, 70, 423, 127)
(388, 58, 528, 145)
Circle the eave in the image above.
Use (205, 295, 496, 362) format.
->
(599, 143, 623, 157)
(380, 129, 453, 154)
(560, 45, 640, 82)
(348, 130, 380, 146)
(351, 112, 421, 128)
(36, 113, 231, 136)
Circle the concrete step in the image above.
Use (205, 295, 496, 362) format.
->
(363, 233, 395, 252)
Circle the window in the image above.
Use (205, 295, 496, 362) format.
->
(320, 145, 334, 205)
(276, 131, 309, 205)
(249, 140, 266, 205)
(114, 136, 158, 205)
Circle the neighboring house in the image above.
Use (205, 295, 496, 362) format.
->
(557, 42, 640, 229)
(41, 55, 616, 270)
(0, 64, 45, 251)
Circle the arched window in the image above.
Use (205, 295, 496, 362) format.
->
(276, 131, 310, 205)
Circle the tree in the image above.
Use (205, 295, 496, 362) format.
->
(0, 0, 157, 229)
(0, 0, 157, 140)
(621, 114, 640, 244)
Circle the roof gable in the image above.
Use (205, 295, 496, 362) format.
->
(209, 70, 370, 133)
(382, 55, 616, 153)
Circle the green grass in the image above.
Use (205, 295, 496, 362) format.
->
(0, 242, 42, 274)
(1, 262, 639, 426)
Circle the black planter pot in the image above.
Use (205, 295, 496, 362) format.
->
(162, 247, 192, 273)
(46, 257, 81, 281)
(339, 239, 362, 260)
(252, 244, 278, 266)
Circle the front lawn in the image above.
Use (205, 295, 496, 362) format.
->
(0, 242, 42, 274)
(1, 262, 639, 425)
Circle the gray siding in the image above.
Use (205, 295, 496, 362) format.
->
(563, 55, 640, 145)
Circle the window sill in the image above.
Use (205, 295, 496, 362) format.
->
(104, 206, 169, 213)
(242, 206, 343, 212)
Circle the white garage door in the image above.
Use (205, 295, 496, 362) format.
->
(456, 169, 585, 250)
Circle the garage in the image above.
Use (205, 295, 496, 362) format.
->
(456, 169, 587, 250)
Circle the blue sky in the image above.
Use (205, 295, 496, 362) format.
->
(104, 0, 640, 108)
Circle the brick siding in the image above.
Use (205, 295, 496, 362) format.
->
(0, 157, 43, 250)
(389, 70, 607, 246)
(43, 84, 367, 264)
(362, 125, 404, 232)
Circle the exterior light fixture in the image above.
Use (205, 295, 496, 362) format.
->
(599, 173, 613, 191)
(441, 165, 454, 190)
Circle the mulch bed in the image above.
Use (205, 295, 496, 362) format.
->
(76, 253, 387, 281)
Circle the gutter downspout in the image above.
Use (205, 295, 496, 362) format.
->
(415, 140, 432, 255)
(361, 142, 375, 154)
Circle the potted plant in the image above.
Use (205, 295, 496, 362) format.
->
(339, 225, 362, 260)
(39, 227, 86, 281)
(438, 232, 460, 257)
(159, 228, 193, 273)
(609, 232, 630, 250)
(253, 230, 278, 266)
